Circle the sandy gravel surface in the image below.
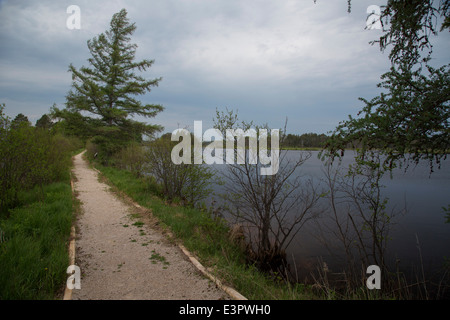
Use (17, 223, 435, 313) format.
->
(70, 152, 229, 300)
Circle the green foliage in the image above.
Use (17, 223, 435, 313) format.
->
(35, 114, 53, 130)
(324, 0, 450, 172)
(144, 137, 216, 206)
(0, 182, 74, 299)
(85, 139, 99, 160)
(11, 113, 31, 129)
(443, 204, 450, 223)
(374, 0, 449, 67)
(0, 104, 82, 216)
(52, 8, 164, 160)
(0, 105, 80, 299)
(113, 142, 146, 178)
(324, 62, 449, 171)
(50, 104, 94, 142)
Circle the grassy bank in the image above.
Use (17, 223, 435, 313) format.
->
(0, 181, 76, 299)
(92, 161, 320, 300)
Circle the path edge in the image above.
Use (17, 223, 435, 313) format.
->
(63, 177, 77, 300)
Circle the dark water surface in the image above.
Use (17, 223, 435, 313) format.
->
(205, 151, 450, 280)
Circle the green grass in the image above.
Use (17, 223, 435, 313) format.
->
(93, 163, 320, 300)
(0, 182, 75, 300)
(149, 249, 170, 268)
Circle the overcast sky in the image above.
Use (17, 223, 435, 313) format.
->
(1, 0, 449, 135)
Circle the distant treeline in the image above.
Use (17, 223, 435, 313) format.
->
(281, 133, 329, 149)
(161, 132, 330, 149)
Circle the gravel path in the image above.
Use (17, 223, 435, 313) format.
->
(70, 152, 229, 300)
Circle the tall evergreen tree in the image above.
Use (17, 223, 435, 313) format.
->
(53, 9, 163, 158)
(11, 113, 30, 129)
(35, 114, 53, 130)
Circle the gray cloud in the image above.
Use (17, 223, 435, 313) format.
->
(1, 0, 448, 132)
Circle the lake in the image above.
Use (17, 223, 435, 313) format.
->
(204, 150, 450, 281)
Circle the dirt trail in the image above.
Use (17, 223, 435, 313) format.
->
(70, 152, 229, 300)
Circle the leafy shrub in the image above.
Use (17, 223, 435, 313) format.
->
(85, 139, 100, 161)
(0, 104, 81, 216)
(113, 142, 147, 178)
(144, 137, 216, 206)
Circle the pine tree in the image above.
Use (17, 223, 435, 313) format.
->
(11, 113, 30, 129)
(324, 0, 449, 172)
(53, 9, 163, 158)
(35, 114, 53, 130)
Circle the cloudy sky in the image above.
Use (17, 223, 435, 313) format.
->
(1, 0, 449, 135)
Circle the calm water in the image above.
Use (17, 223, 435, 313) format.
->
(205, 150, 450, 278)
